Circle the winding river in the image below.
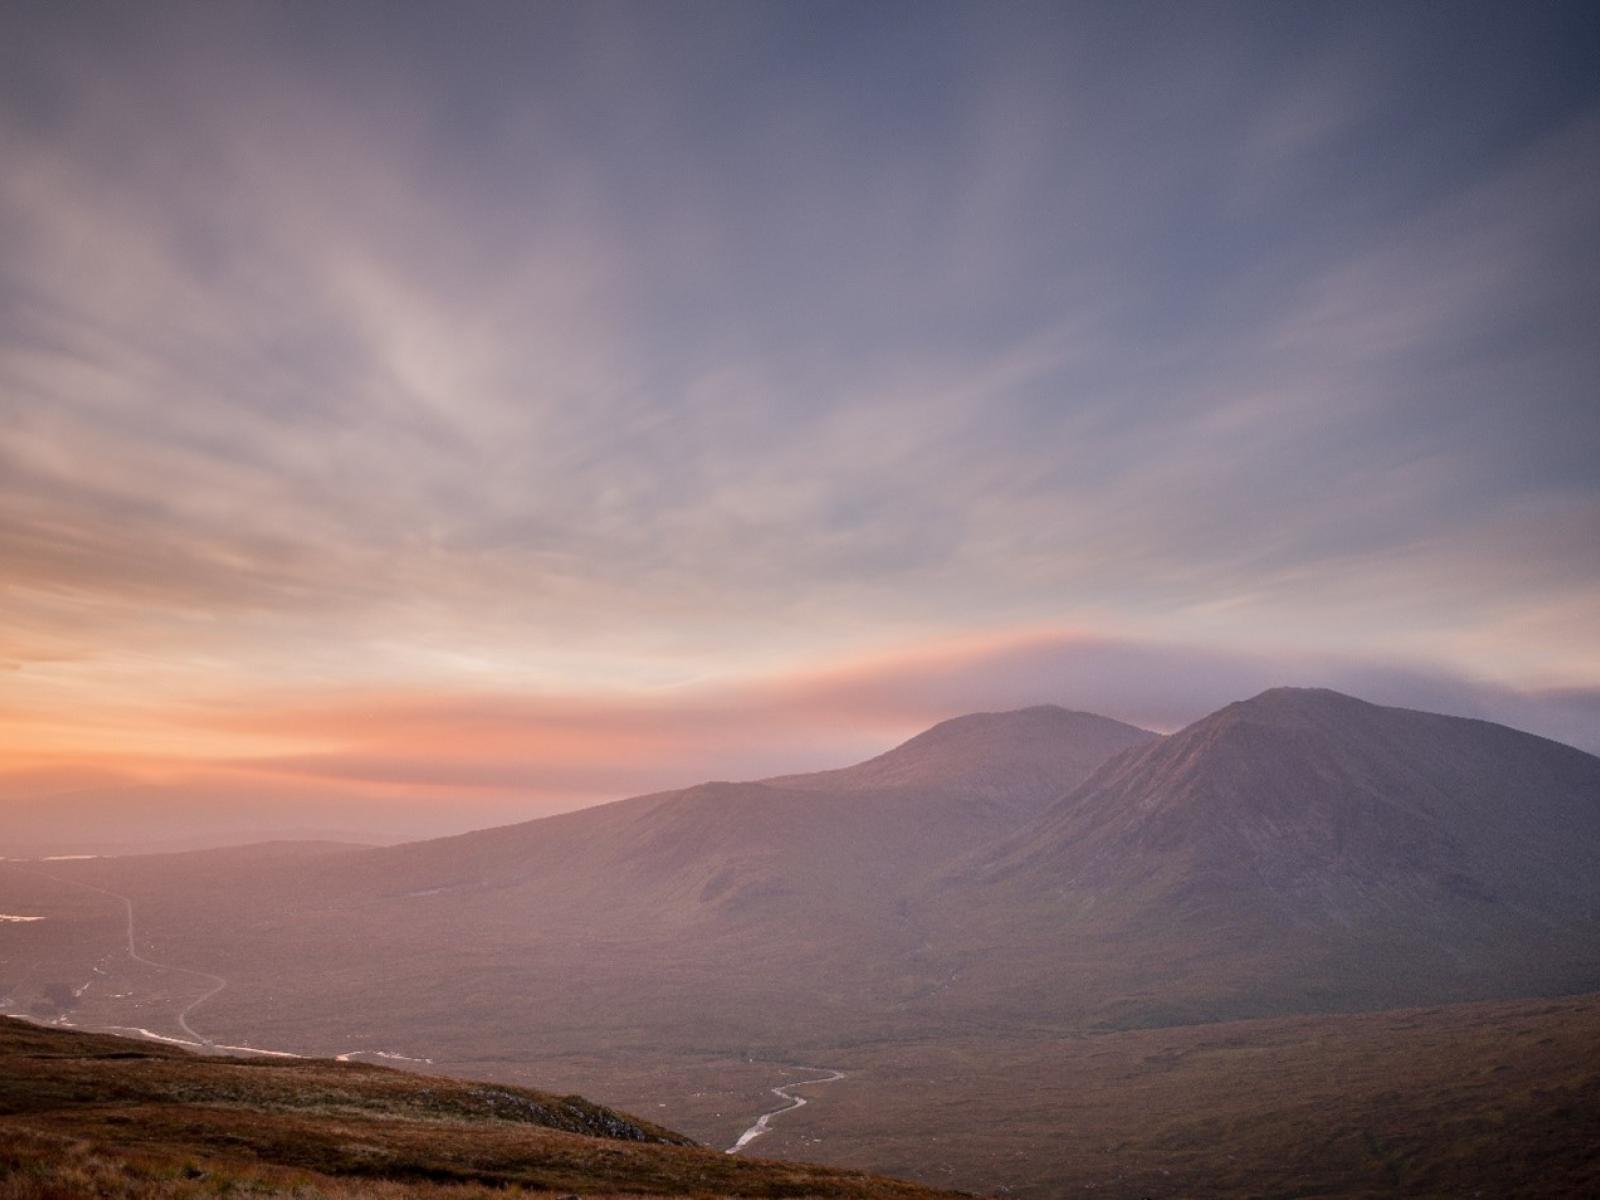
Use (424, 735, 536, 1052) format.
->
(726, 1066, 846, 1154)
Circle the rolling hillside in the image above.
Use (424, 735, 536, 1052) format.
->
(0, 1018, 954, 1200)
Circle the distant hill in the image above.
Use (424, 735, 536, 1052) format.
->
(0, 767, 427, 857)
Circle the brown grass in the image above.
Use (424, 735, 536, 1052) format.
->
(0, 1021, 958, 1200)
(751, 992, 1600, 1199)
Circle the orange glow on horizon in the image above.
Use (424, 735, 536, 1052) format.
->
(0, 626, 1096, 805)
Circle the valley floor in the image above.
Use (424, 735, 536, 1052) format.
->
(446, 993, 1600, 1200)
(5, 862, 1598, 1197)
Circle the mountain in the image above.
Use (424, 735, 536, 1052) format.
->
(0, 704, 1156, 1058)
(765, 705, 1156, 808)
(362, 703, 1153, 890)
(938, 687, 1600, 1027)
(0, 1018, 954, 1200)
(9, 691, 1599, 1055)
(323, 704, 1157, 932)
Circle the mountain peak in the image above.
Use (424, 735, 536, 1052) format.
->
(765, 704, 1156, 806)
(908, 703, 1127, 742)
(1192, 687, 1384, 737)
(1230, 686, 1369, 715)
(994, 687, 1600, 910)
(1244, 685, 1358, 704)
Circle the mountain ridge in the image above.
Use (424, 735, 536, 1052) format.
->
(762, 704, 1155, 808)
(6, 687, 1598, 1078)
(923, 685, 1600, 1031)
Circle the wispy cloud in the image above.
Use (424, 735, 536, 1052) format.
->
(84, 630, 1600, 802)
(1, 3, 1596, 829)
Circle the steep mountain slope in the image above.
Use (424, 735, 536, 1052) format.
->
(997, 688, 1600, 892)
(345, 704, 1153, 908)
(937, 688, 1600, 1027)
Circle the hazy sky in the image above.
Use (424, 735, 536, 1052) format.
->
(3, 2, 1598, 835)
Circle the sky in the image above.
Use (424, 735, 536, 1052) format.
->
(2, 1, 1598, 843)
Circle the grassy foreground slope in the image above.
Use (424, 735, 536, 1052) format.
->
(0, 1020, 956, 1200)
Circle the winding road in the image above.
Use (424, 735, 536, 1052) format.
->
(106, 885, 227, 1044)
(11, 866, 227, 1044)
(4, 864, 434, 1063)
(726, 1066, 846, 1154)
